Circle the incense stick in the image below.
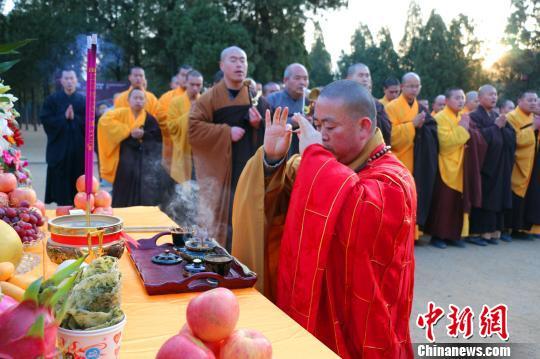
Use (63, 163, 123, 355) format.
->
(85, 34, 97, 226)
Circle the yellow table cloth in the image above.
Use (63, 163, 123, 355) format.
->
(43, 207, 338, 358)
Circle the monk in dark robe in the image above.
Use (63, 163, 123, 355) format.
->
(424, 88, 485, 248)
(40, 70, 85, 205)
(98, 89, 168, 207)
(386, 72, 439, 230)
(346, 63, 392, 145)
(468, 85, 516, 245)
(189, 46, 269, 249)
(504, 91, 539, 240)
(233, 80, 415, 358)
(525, 110, 540, 238)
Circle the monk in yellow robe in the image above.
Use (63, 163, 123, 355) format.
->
(424, 89, 471, 248)
(167, 70, 202, 184)
(99, 89, 168, 207)
(155, 65, 192, 172)
(386, 72, 438, 229)
(114, 67, 159, 116)
(233, 80, 416, 358)
(379, 77, 400, 106)
(504, 91, 539, 240)
(431, 94, 445, 116)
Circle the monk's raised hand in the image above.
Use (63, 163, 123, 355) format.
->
(131, 128, 144, 139)
(230, 126, 246, 142)
(65, 105, 74, 120)
(264, 107, 291, 162)
(459, 113, 470, 131)
(248, 107, 262, 128)
(293, 112, 322, 155)
(495, 114, 507, 128)
(533, 114, 540, 131)
(413, 111, 425, 128)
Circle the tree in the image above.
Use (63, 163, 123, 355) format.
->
(307, 23, 333, 87)
(337, 24, 402, 98)
(494, 0, 540, 100)
(400, 0, 423, 70)
(221, 0, 347, 82)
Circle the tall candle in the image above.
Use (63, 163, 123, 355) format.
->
(85, 34, 97, 224)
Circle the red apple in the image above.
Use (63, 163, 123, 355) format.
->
(74, 192, 94, 210)
(0, 192, 9, 206)
(220, 329, 272, 359)
(56, 206, 74, 216)
(0, 173, 17, 193)
(187, 287, 239, 342)
(156, 333, 216, 359)
(75, 175, 100, 194)
(9, 187, 37, 206)
(92, 206, 113, 215)
(94, 190, 112, 208)
(179, 323, 222, 357)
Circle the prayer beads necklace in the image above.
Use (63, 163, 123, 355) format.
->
(366, 145, 391, 164)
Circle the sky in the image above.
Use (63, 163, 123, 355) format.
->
(3, 0, 512, 70)
(305, 0, 513, 70)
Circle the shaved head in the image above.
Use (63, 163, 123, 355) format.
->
(314, 80, 378, 165)
(220, 46, 248, 88)
(478, 84, 496, 97)
(466, 91, 478, 102)
(284, 63, 308, 78)
(402, 72, 420, 84)
(319, 79, 376, 131)
(346, 63, 369, 78)
(432, 94, 446, 113)
(220, 46, 247, 61)
(401, 72, 422, 102)
(346, 63, 372, 91)
(478, 84, 498, 110)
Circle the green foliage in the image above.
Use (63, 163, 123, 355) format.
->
(0, 0, 346, 101)
(494, 0, 540, 100)
(307, 23, 333, 87)
(338, 2, 487, 100)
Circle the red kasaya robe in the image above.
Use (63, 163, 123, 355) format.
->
(276, 144, 416, 358)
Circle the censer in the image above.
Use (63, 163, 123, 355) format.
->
(46, 214, 125, 264)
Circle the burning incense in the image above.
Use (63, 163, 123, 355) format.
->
(85, 34, 97, 226)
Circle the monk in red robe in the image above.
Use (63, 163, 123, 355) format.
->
(233, 80, 415, 358)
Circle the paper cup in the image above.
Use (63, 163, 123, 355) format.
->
(57, 316, 126, 359)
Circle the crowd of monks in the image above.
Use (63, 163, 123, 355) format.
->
(39, 44, 539, 358)
(91, 47, 540, 251)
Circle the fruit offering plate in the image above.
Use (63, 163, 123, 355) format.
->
(126, 232, 257, 295)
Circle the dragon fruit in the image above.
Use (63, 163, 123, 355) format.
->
(0, 256, 87, 359)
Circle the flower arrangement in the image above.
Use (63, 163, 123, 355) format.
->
(0, 82, 31, 185)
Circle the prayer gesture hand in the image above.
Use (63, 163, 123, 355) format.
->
(248, 107, 262, 128)
(131, 128, 144, 139)
(230, 126, 245, 142)
(459, 113, 470, 131)
(413, 111, 426, 128)
(495, 114, 507, 128)
(264, 107, 291, 162)
(293, 112, 322, 155)
(65, 105, 74, 120)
